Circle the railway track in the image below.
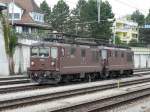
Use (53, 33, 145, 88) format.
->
(1, 74, 150, 111)
(134, 68, 150, 72)
(0, 70, 147, 94)
(0, 69, 148, 86)
(0, 75, 30, 86)
(51, 83, 150, 112)
(0, 70, 149, 94)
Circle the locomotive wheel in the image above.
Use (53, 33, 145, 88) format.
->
(88, 75, 92, 82)
(85, 74, 95, 82)
(31, 73, 43, 84)
(101, 71, 109, 79)
(51, 74, 62, 84)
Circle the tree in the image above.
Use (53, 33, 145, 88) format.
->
(71, 0, 88, 35)
(145, 9, 150, 24)
(139, 28, 150, 46)
(115, 36, 122, 45)
(131, 10, 145, 26)
(72, 0, 114, 39)
(0, 13, 17, 75)
(88, 0, 114, 39)
(40, 0, 51, 23)
(51, 0, 70, 32)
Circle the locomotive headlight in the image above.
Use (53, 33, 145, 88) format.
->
(31, 61, 35, 66)
(51, 62, 55, 66)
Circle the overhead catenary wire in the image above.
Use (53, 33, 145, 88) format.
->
(113, 0, 147, 14)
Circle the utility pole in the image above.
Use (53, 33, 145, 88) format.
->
(113, 22, 116, 45)
(97, 0, 101, 23)
(11, 0, 14, 26)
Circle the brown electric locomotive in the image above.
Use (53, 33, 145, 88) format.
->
(28, 34, 134, 84)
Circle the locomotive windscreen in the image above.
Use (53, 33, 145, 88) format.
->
(39, 48, 49, 57)
(31, 47, 38, 57)
(31, 47, 49, 58)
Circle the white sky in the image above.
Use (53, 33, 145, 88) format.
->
(36, 0, 150, 18)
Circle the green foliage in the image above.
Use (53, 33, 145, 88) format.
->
(1, 17, 17, 57)
(70, 0, 87, 35)
(40, 0, 114, 40)
(145, 9, 150, 24)
(128, 39, 138, 46)
(51, 0, 70, 32)
(139, 28, 150, 45)
(131, 10, 145, 26)
(1, 13, 17, 74)
(72, 0, 114, 39)
(115, 36, 122, 45)
(40, 0, 51, 23)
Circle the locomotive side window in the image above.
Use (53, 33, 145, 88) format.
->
(108, 50, 112, 57)
(31, 47, 38, 57)
(127, 53, 133, 62)
(51, 47, 58, 59)
(121, 52, 124, 58)
(115, 51, 118, 57)
(70, 47, 76, 55)
(92, 51, 99, 62)
(99, 50, 101, 57)
(81, 49, 86, 57)
(39, 48, 49, 57)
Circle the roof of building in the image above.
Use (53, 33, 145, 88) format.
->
(0, 3, 7, 11)
(0, 0, 50, 29)
(0, 0, 42, 13)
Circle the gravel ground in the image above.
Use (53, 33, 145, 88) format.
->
(3, 82, 150, 112)
(100, 95, 150, 112)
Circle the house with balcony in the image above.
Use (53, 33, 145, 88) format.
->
(0, 0, 50, 34)
(114, 18, 139, 44)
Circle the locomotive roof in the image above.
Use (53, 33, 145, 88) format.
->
(30, 33, 131, 50)
(31, 42, 131, 51)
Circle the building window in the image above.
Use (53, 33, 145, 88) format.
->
(22, 26, 29, 33)
(9, 13, 20, 19)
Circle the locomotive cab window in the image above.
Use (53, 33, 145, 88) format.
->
(39, 48, 49, 57)
(31, 47, 38, 57)
(51, 47, 58, 59)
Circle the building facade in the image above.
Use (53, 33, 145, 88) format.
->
(0, 0, 50, 33)
(114, 18, 139, 44)
(0, 3, 10, 75)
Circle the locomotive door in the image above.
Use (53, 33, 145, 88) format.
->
(50, 47, 60, 70)
(101, 49, 108, 68)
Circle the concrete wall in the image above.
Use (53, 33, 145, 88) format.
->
(0, 22, 9, 75)
(131, 47, 150, 69)
(13, 38, 38, 74)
